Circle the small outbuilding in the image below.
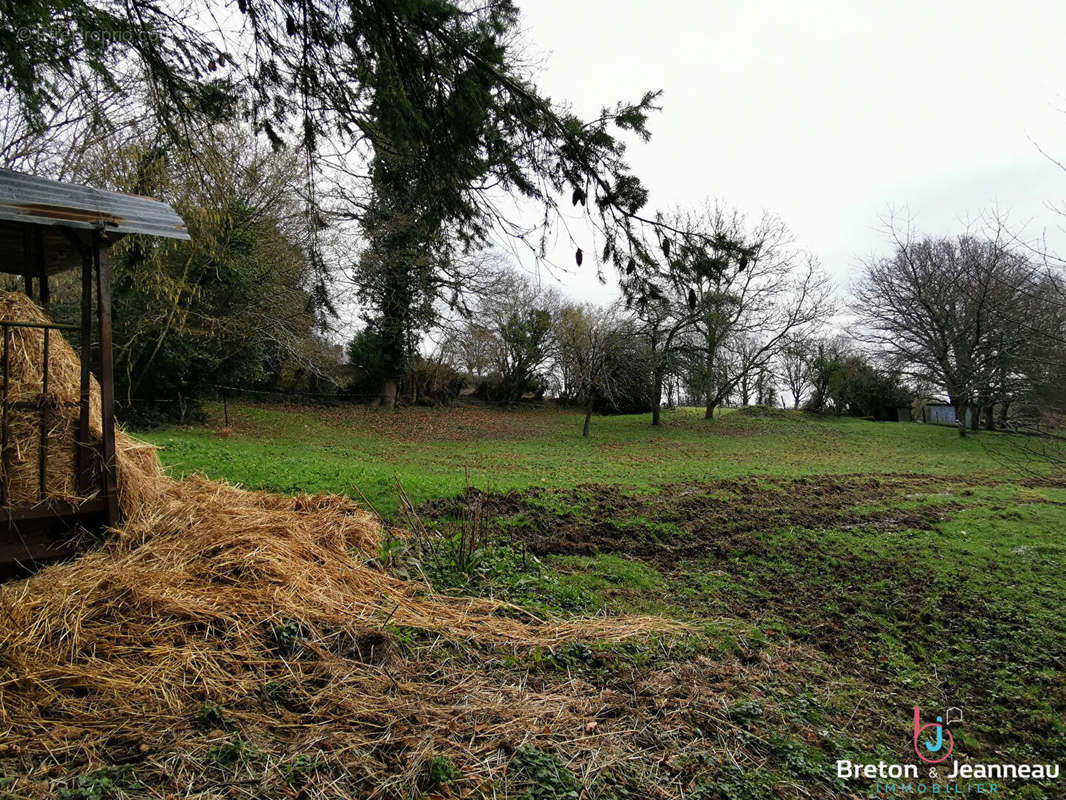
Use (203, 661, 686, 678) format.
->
(0, 169, 188, 567)
(922, 402, 972, 428)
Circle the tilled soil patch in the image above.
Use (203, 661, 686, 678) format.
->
(420, 473, 974, 568)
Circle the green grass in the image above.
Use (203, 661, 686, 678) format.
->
(135, 401, 1031, 513)
(131, 402, 1066, 797)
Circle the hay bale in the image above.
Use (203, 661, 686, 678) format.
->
(4, 401, 79, 502)
(0, 290, 166, 512)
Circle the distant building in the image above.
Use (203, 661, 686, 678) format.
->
(923, 403, 972, 427)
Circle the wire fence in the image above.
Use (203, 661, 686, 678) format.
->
(116, 384, 384, 426)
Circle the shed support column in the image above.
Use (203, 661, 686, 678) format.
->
(76, 247, 92, 495)
(94, 232, 119, 525)
(35, 229, 48, 308)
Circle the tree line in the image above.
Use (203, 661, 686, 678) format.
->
(0, 0, 672, 414)
(341, 206, 1066, 443)
(362, 201, 839, 436)
(0, 1, 1064, 443)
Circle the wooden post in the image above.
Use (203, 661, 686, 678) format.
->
(94, 232, 120, 525)
(20, 228, 34, 303)
(76, 242, 92, 495)
(38, 328, 49, 499)
(1, 326, 8, 507)
(35, 229, 48, 308)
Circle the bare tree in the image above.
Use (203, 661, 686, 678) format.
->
(777, 335, 816, 409)
(632, 296, 695, 425)
(0, 77, 142, 177)
(454, 270, 561, 404)
(555, 304, 632, 436)
(854, 221, 1047, 436)
(650, 202, 834, 419)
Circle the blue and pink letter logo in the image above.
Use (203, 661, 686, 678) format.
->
(913, 706, 953, 763)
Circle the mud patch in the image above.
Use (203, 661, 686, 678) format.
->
(420, 473, 965, 568)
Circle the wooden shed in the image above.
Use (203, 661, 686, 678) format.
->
(922, 402, 972, 428)
(0, 169, 188, 568)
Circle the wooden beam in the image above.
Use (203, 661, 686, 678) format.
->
(4, 496, 107, 522)
(0, 523, 79, 566)
(38, 328, 49, 499)
(0, 509, 106, 567)
(94, 231, 119, 526)
(35, 228, 49, 307)
(1, 326, 8, 508)
(76, 244, 92, 495)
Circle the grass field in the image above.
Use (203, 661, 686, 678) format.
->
(138, 401, 1034, 513)
(133, 402, 1066, 798)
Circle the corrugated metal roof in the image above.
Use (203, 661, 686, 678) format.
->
(0, 169, 190, 240)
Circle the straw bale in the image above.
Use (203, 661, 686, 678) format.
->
(0, 291, 174, 513)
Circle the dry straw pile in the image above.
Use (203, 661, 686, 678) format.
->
(0, 292, 684, 798)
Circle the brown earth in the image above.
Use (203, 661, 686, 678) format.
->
(419, 473, 980, 569)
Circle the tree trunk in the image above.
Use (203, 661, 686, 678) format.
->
(381, 379, 398, 411)
(956, 399, 968, 437)
(998, 400, 1011, 428)
(703, 349, 716, 419)
(583, 397, 593, 437)
(983, 404, 994, 430)
(652, 370, 663, 426)
(377, 253, 412, 411)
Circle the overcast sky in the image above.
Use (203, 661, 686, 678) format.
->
(508, 0, 1066, 306)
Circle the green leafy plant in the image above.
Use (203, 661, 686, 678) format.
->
(282, 754, 321, 788)
(263, 679, 291, 704)
(400, 479, 489, 583)
(726, 699, 764, 728)
(208, 737, 258, 769)
(507, 746, 581, 800)
(57, 766, 138, 800)
(688, 764, 776, 800)
(194, 701, 235, 730)
(376, 532, 406, 568)
(269, 619, 304, 656)
(424, 755, 461, 790)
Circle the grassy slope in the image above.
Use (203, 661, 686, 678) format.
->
(133, 403, 1066, 798)
(137, 402, 1027, 513)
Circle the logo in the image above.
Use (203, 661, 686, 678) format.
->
(913, 706, 954, 763)
(837, 705, 1061, 788)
